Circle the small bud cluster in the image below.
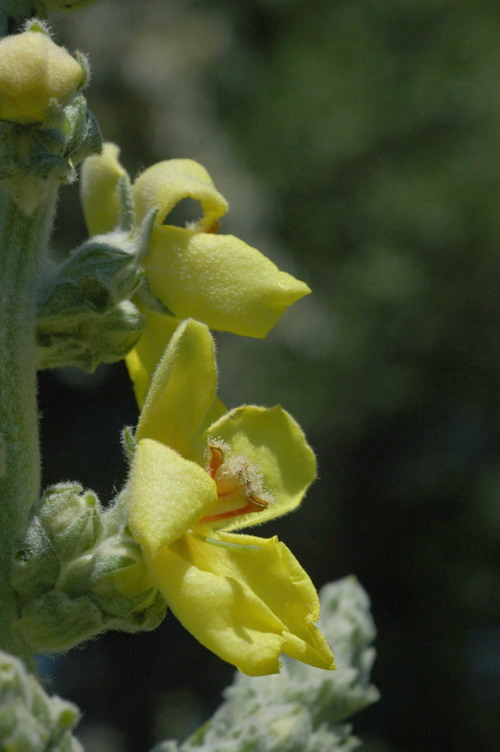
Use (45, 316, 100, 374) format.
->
(11, 484, 165, 653)
(0, 649, 82, 752)
(37, 235, 146, 371)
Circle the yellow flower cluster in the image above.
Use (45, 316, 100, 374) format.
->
(81, 143, 334, 675)
(81, 144, 311, 405)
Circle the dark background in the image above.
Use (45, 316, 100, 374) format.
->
(37, 1, 500, 750)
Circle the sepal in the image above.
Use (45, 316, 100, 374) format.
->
(62, 96, 103, 168)
(16, 588, 165, 653)
(39, 237, 144, 318)
(37, 236, 146, 370)
(37, 299, 144, 372)
(0, 102, 102, 214)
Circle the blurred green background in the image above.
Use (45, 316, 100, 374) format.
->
(36, 0, 500, 750)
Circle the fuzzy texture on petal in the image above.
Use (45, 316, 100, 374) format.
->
(150, 531, 334, 675)
(125, 308, 179, 410)
(133, 159, 228, 228)
(128, 438, 217, 559)
(151, 538, 285, 676)
(80, 142, 128, 236)
(145, 226, 311, 338)
(136, 319, 216, 460)
(0, 29, 84, 124)
(126, 321, 333, 675)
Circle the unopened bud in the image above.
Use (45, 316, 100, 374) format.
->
(11, 483, 102, 605)
(38, 483, 102, 560)
(0, 23, 85, 125)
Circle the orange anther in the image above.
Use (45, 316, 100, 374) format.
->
(199, 498, 265, 524)
(206, 220, 220, 234)
(208, 443, 225, 478)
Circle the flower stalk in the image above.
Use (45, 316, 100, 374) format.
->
(0, 185, 57, 660)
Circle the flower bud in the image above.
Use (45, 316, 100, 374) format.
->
(38, 483, 102, 560)
(12, 491, 167, 653)
(10, 483, 102, 604)
(0, 24, 85, 125)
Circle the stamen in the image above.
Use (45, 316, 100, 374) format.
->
(208, 443, 225, 478)
(249, 494, 269, 508)
(199, 501, 258, 524)
(189, 530, 260, 552)
(206, 220, 220, 234)
(201, 439, 274, 524)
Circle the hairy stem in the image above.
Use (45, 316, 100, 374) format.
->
(0, 187, 56, 660)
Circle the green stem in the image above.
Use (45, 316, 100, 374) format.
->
(0, 187, 56, 660)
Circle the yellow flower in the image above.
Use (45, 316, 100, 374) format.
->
(0, 25, 85, 125)
(80, 144, 311, 406)
(127, 319, 335, 676)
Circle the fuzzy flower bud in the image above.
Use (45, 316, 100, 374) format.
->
(0, 24, 85, 125)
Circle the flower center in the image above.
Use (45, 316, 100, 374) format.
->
(198, 441, 273, 524)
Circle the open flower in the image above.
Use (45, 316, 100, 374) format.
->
(80, 144, 311, 405)
(127, 319, 335, 675)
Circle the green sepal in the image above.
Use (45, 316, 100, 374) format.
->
(56, 534, 141, 594)
(62, 97, 102, 168)
(39, 238, 143, 318)
(18, 592, 106, 652)
(0, 94, 101, 214)
(120, 425, 137, 464)
(136, 276, 176, 317)
(93, 587, 158, 620)
(37, 234, 147, 370)
(37, 299, 144, 371)
(10, 517, 60, 604)
(17, 588, 166, 653)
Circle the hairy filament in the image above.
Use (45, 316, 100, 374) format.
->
(188, 530, 260, 552)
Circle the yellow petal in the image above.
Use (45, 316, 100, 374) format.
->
(151, 537, 286, 675)
(145, 226, 311, 338)
(214, 531, 335, 670)
(133, 159, 228, 229)
(128, 439, 217, 559)
(200, 405, 317, 531)
(136, 319, 217, 459)
(80, 142, 129, 236)
(125, 308, 179, 409)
